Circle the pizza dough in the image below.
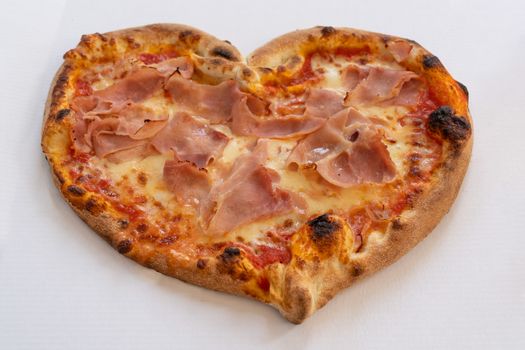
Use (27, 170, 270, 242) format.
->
(41, 24, 472, 323)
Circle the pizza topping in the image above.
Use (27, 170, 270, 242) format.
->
(71, 67, 164, 116)
(151, 112, 229, 168)
(163, 160, 211, 205)
(138, 51, 179, 65)
(304, 88, 345, 119)
(87, 117, 151, 160)
(231, 95, 325, 138)
(203, 141, 296, 235)
(114, 105, 168, 140)
(148, 56, 194, 79)
(341, 64, 369, 91)
(287, 109, 349, 165)
(165, 76, 243, 123)
(346, 66, 420, 106)
(316, 127, 396, 186)
(93, 67, 164, 104)
(288, 108, 396, 186)
(71, 104, 168, 161)
(388, 40, 413, 62)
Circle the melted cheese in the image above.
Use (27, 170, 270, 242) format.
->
(82, 53, 418, 243)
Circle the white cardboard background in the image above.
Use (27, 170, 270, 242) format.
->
(1, 0, 524, 348)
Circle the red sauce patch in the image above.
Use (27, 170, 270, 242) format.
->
(334, 46, 371, 59)
(75, 79, 92, 96)
(250, 245, 291, 268)
(113, 202, 143, 221)
(138, 51, 178, 65)
(257, 276, 270, 292)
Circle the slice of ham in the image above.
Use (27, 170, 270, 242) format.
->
(71, 67, 164, 116)
(346, 66, 420, 106)
(287, 108, 396, 186)
(203, 140, 295, 235)
(71, 104, 166, 161)
(304, 88, 345, 119)
(148, 57, 194, 79)
(151, 112, 229, 168)
(231, 95, 325, 138)
(86, 117, 149, 159)
(316, 127, 396, 187)
(113, 105, 168, 139)
(287, 109, 349, 165)
(386, 78, 424, 107)
(165, 76, 243, 123)
(163, 160, 211, 205)
(341, 64, 369, 91)
(388, 40, 413, 62)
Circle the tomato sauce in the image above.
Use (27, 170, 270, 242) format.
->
(138, 51, 178, 65)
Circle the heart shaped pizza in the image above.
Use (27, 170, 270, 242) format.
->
(41, 24, 472, 323)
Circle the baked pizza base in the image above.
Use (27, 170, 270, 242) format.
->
(42, 24, 472, 323)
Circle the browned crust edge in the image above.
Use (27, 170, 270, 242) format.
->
(41, 24, 473, 324)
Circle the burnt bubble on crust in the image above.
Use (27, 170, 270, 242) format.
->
(178, 30, 201, 44)
(428, 106, 471, 142)
(220, 246, 241, 262)
(211, 46, 236, 61)
(423, 55, 442, 69)
(320, 26, 337, 37)
(67, 185, 85, 196)
(117, 239, 133, 254)
(54, 108, 71, 121)
(308, 214, 340, 240)
(455, 80, 469, 99)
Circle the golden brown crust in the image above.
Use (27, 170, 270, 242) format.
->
(42, 24, 472, 324)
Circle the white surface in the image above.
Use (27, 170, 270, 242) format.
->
(1, 0, 524, 348)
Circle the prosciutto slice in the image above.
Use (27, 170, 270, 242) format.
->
(163, 160, 211, 205)
(203, 141, 295, 235)
(316, 126, 396, 187)
(345, 66, 423, 107)
(151, 112, 229, 168)
(148, 57, 194, 79)
(165, 76, 243, 123)
(287, 108, 397, 186)
(231, 95, 325, 138)
(304, 88, 345, 119)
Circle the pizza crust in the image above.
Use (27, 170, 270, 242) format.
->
(41, 25, 472, 323)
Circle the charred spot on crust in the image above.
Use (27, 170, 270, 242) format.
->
(218, 247, 244, 276)
(117, 239, 133, 254)
(197, 259, 207, 269)
(159, 235, 177, 245)
(118, 219, 129, 229)
(428, 106, 471, 142)
(54, 109, 70, 122)
(308, 214, 340, 239)
(67, 185, 85, 196)
(351, 265, 363, 277)
(179, 30, 201, 43)
(53, 169, 65, 184)
(221, 246, 241, 261)
(135, 223, 148, 234)
(456, 80, 469, 99)
(211, 46, 235, 61)
(392, 218, 403, 230)
(423, 55, 442, 69)
(320, 26, 336, 37)
(84, 198, 103, 215)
